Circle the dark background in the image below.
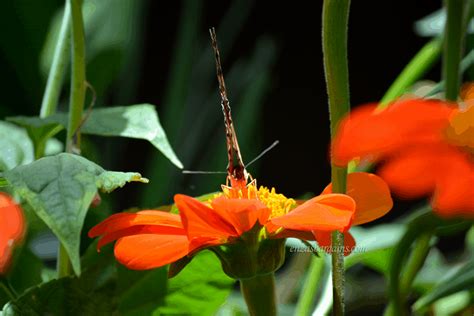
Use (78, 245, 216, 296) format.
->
(0, 0, 440, 210)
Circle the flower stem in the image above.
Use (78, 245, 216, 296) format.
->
(322, 0, 351, 315)
(40, 0, 71, 118)
(379, 39, 442, 108)
(443, 0, 468, 101)
(66, 0, 86, 153)
(240, 274, 277, 316)
(295, 256, 326, 316)
(57, 0, 86, 278)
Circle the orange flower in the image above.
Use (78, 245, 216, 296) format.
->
(332, 99, 474, 218)
(89, 172, 392, 271)
(0, 193, 24, 275)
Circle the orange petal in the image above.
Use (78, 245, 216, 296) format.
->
(114, 234, 190, 270)
(96, 225, 186, 250)
(88, 211, 183, 238)
(211, 197, 269, 235)
(431, 153, 474, 218)
(332, 99, 454, 166)
(313, 230, 355, 256)
(378, 145, 463, 198)
(0, 193, 24, 274)
(271, 229, 316, 240)
(322, 172, 393, 225)
(270, 194, 355, 232)
(174, 194, 238, 240)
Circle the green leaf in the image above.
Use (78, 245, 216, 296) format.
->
(97, 171, 149, 193)
(8, 104, 183, 169)
(2, 153, 148, 275)
(2, 246, 117, 316)
(116, 251, 234, 315)
(0, 120, 62, 171)
(415, 8, 474, 37)
(345, 224, 405, 274)
(153, 251, 234, 315)
(413, 260, 474, 312)
(0, 121, 34, 171)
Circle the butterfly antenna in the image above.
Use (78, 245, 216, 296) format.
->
(209, 27, 247, 183)
(245, 140, 280, 168)
(182, 170, 227, 175)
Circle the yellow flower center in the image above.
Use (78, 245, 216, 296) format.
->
(256, 187, 297, 218)
(219, 181, 297, 218)
(445, 105, 474, 154)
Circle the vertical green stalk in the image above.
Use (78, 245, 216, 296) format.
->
(295, 256, 326, 315)
(66, 0, 86, 153)
(240, 274, 276, 316)
(322, 0, 351, 315)
(443, 0, 467, 101)
(40, 1, 71, 118)
(57, 0, 86, 278)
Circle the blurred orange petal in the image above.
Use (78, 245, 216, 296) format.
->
(0, 193, 24, 274)
(332, 99, 454, 166)
(270, 194, 355, 232)
(431, 153, 474, 218)
(323, 172, 393, 225)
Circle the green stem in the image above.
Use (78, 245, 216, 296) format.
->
(40, 0, 71, 118)
(443, 0, 467, 101)
(399, 232, 432, 296)
(295, 256, 326, 316)
(384, 233, 432, 316)
(57, 0, 86, 277)
(240, 274, 276, 316)
(322, 0, 351, 314)
(66, 0, 86, 153)
(0, 277, 17, 301)
(57, 243, 73, 278)
(379, 39, 442, 108)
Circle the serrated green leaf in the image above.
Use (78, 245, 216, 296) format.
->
(8, 104, 182, 169)
(3, 153, 147, 275)
(414, 260, 474, 312)
(97, 171, 149, 193)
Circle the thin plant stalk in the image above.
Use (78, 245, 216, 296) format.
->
(443, 0, 468, 101)
(66, 0, 86, 153)
(322, 0, 351, 315)
(40, 1, 71, 118)
(57, 0, 86, 278)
